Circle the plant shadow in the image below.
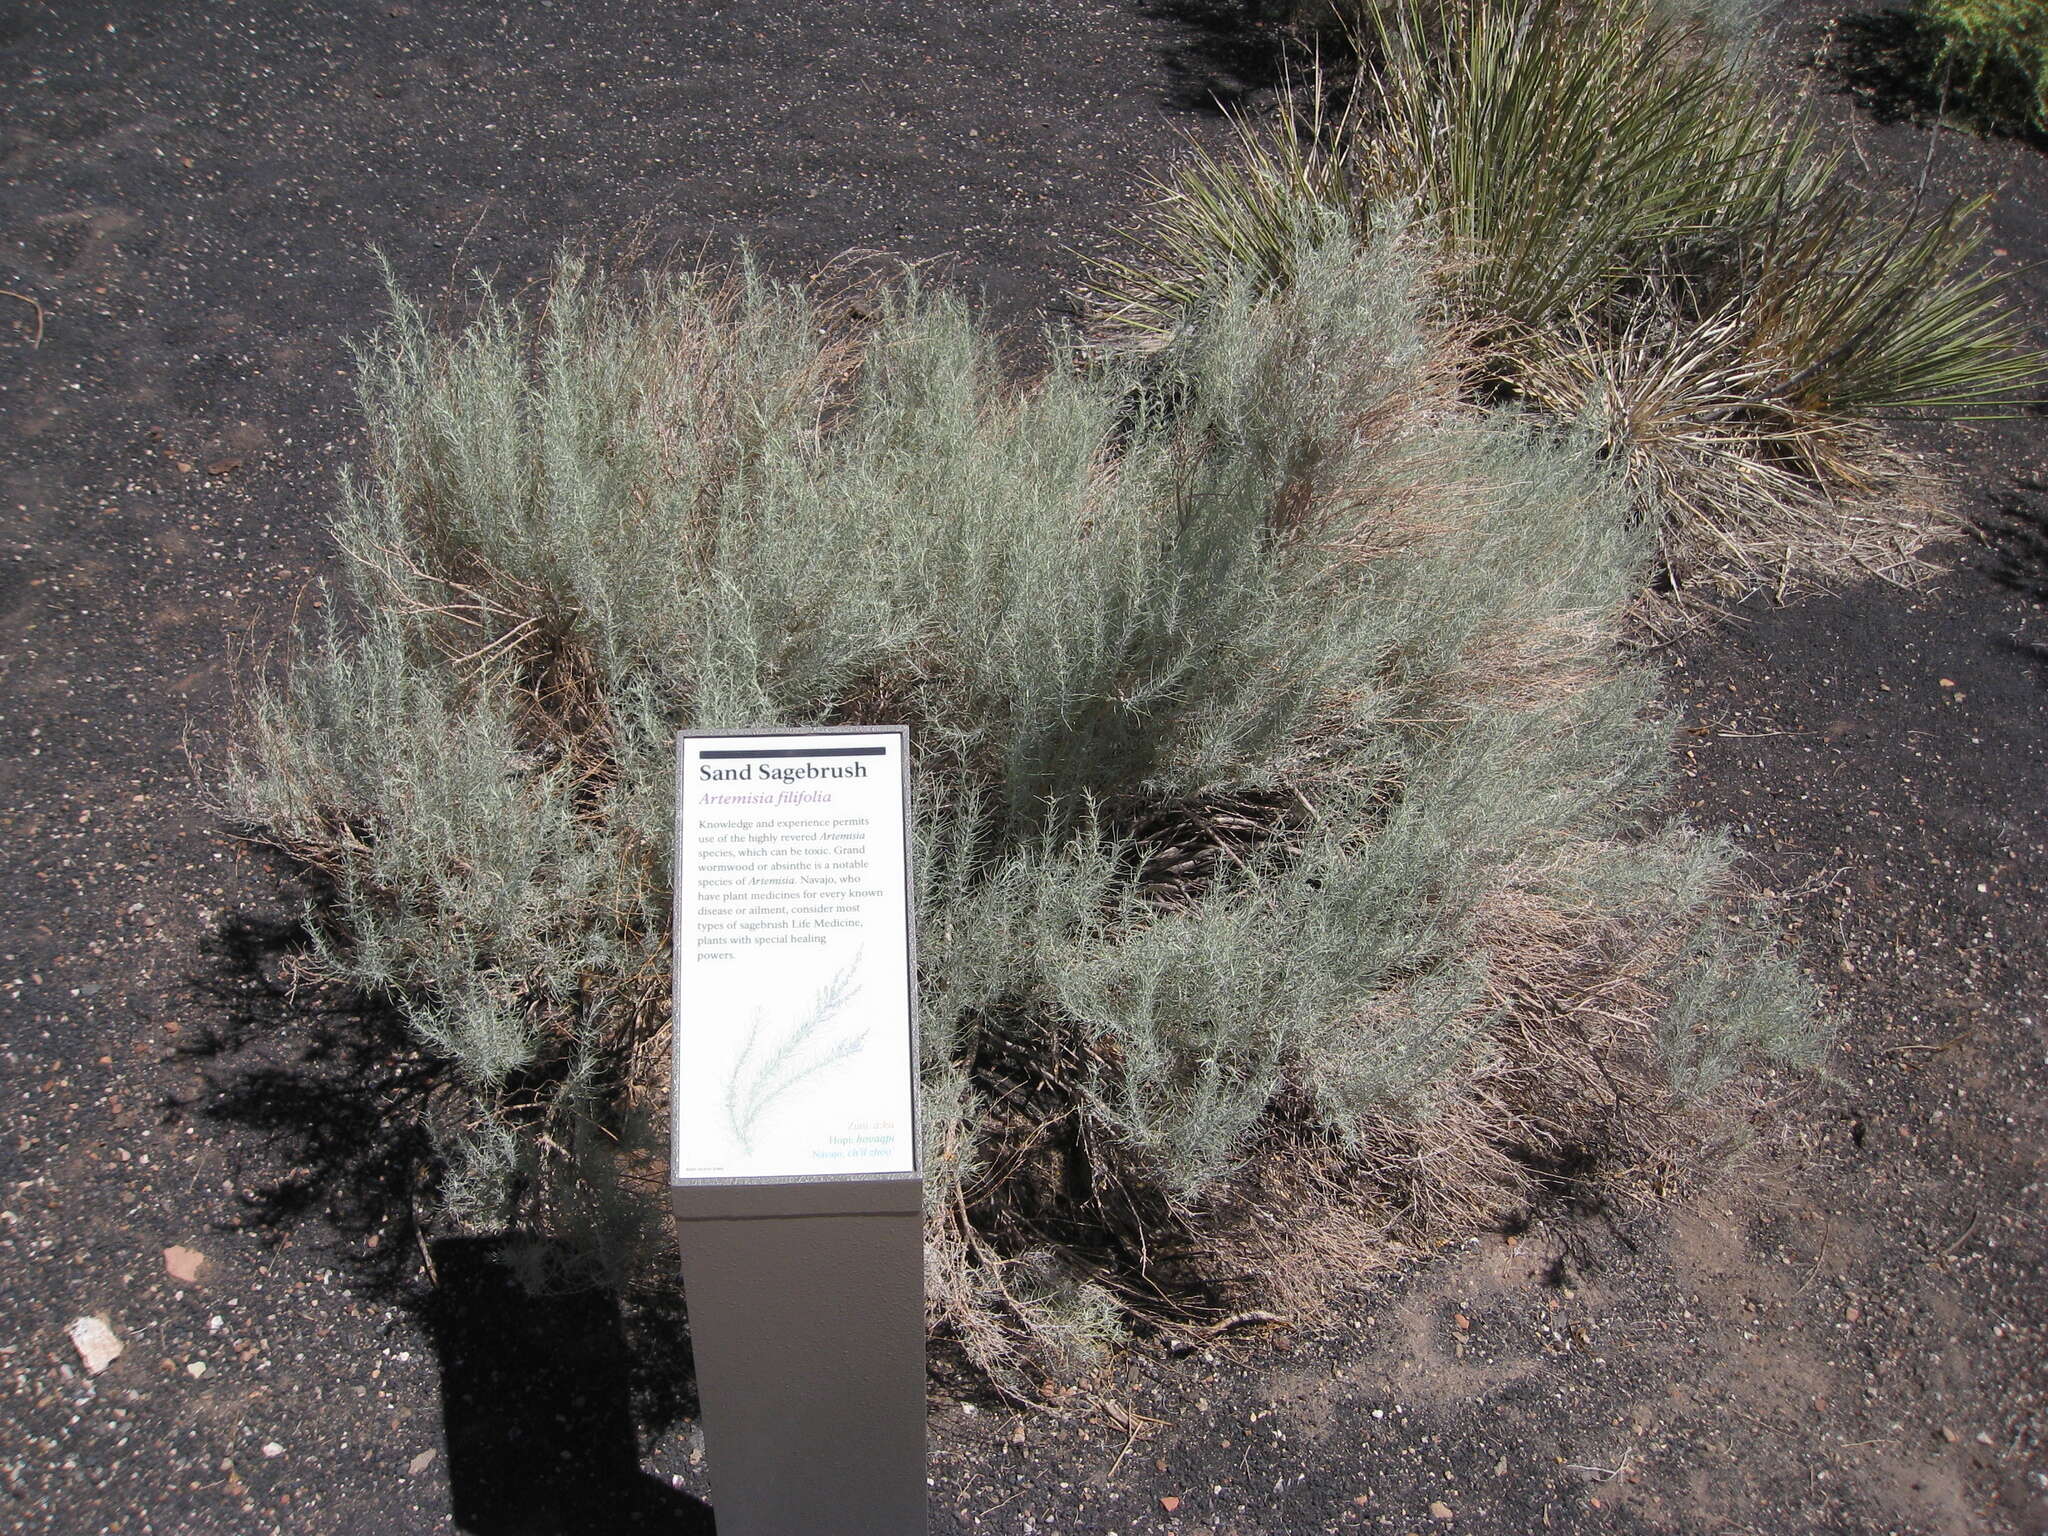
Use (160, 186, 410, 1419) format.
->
(183, 905, 439, 1295)
(1977, 476, 2048, 603)
(1143, 0, 1302, 114)
(188, 905, 713, 1533)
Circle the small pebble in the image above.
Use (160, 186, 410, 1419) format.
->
(67, 1316, 122, 1376)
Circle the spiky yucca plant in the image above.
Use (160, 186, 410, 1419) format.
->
(1097, 0, 2038, 598)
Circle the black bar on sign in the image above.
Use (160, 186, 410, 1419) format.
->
(697, 747, 888, 759)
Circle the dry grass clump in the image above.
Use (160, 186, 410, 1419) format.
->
(1095, 0, 2039, 602)
(229, 226, 1823, 1384)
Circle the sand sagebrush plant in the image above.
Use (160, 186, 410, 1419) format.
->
(1098, 0, 2038, 598)
(230, 229, 1823, 1377)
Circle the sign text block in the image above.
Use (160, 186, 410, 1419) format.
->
(671, 728, 917, 1182)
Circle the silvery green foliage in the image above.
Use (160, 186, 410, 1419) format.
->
(229, 226, 1822, 1307)
(1659, 904, 1825, 1100)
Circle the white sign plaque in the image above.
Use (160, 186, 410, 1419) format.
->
(671, 727, 918, 1182)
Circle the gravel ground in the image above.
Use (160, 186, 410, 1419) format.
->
(2, 2, 2043, 1533)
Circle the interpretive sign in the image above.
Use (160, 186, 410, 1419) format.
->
(671, 726, 918, 1183)
(668, 726, 926, 1536)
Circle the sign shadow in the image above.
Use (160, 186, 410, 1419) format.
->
(428, 1238, 714, 1535)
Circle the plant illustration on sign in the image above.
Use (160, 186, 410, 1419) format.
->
(723, 953, 867, 1156)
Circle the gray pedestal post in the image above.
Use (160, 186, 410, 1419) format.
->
(671, 1175, 927, 1536)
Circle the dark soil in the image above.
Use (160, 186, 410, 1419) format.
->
(1, 2, 2042, 1534)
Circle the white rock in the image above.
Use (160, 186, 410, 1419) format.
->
(67, 1316, 122, 1375)
(261, 1443, 285, 1459)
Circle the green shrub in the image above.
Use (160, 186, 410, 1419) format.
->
(1097, 0, 2038, 598)
(230, 228, 1823, 1376)
(1914, 0, 2048, 133)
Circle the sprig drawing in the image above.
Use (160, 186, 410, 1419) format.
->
(723, 952, 867, 1155)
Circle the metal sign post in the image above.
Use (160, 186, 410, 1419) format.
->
(670, 726, 926, 1536)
